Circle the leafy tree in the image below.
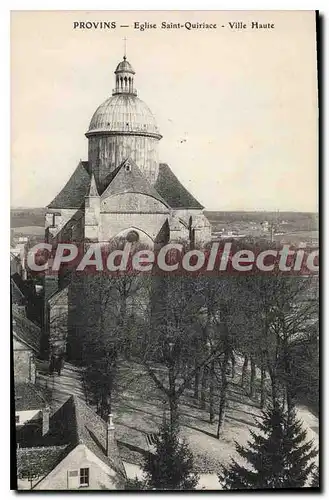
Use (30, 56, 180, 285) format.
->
(219, 404, 317, 490)
(143, 420, 199, 490)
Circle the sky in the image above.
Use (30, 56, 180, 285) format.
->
(11, 10, 318, 211)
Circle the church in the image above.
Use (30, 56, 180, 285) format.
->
(43, 52, 211, 358)
(45, 53, 211, 249)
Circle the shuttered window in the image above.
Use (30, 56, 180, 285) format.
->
(67, 470, 79, 489)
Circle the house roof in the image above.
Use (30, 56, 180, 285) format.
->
(16, 396, 126, 486)
(155, 163, 204, 210)
(48, 161, 90, 209)
(11, 273, 33, 301)
(11, 278, 25, 306)
(17, 445, 68, 480)
(15, 383, 48, 411)
(47, 160, 204, 210)
(12, 305, 41, 353)
(44, 395, 126, 478)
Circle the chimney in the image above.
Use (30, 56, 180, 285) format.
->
(42, 407, 50, 436)
(106, 413, 115, 456)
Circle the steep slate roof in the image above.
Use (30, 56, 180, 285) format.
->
(12, 305, 41, 352)
(15, 383, 48, 411)
(45, 395, 126, 478)
(101, 159, 169, 208)
(47, 159, 204, 210)
(48, 161, 90, 209)
(155, 163, 204, 210)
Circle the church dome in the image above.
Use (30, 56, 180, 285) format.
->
(86, 55, 162, 186)
(87, 94, 161, 137)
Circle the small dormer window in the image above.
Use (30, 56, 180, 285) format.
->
(125, 163, 131, 172)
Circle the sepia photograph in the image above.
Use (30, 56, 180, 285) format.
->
(10, 10, 319, 491)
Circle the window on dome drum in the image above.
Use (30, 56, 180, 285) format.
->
(126, 230, 139, 243)
(79, 468, 89, 487)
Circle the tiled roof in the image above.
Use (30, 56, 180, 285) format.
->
(16, 396, 126, 485)
(12, 305, 41, 353)
(48, 161, 90, 209)
(45, 396, 126, 479)
(155, 163, 204, 210)
(17, 445, 68, 480)
(15, 383, 48, 411)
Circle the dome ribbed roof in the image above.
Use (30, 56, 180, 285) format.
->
(115, 58, 135, 74)
(87, 94, 160, 137)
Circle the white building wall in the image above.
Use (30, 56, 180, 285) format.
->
(34, 444, 124, 490)
(16, 409, 40, 426)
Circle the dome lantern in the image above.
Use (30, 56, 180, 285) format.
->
(113, 54, 137, 96)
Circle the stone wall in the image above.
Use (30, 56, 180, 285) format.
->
(13, 339, 36, 384)
(101, 192, 168, 214)
(99, 212, 169, 243)
(48, 287, 69, 353)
